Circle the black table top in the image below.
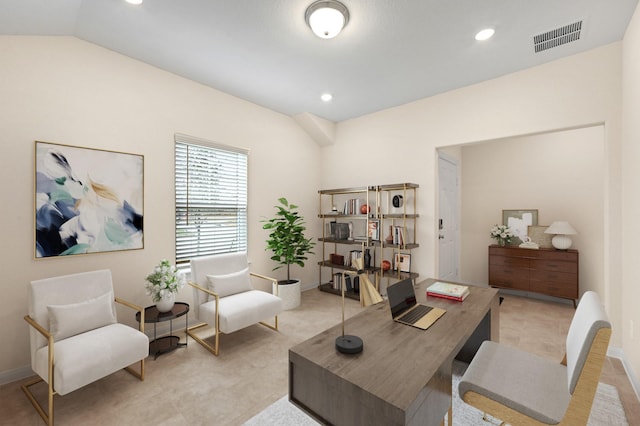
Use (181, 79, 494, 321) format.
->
(135, 302, 189, 323)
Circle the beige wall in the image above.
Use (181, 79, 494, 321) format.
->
(622, 3, 640, 390)
(0, 36, 321, 377)
(324, 43, 624, 348)
(459, 127, 605, 297)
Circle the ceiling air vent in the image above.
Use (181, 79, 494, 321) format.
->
(533, 21, 582, 53)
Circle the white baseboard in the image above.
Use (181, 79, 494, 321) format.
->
(301, 282, 319, 292)
(0, 364, 33, 386)
(607, 346, 640, 401)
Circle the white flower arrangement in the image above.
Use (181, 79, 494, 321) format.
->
(490, 224, 513, 246)
(145, 259, 186, 302)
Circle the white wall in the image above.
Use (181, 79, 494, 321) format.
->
(0, 36, 321, 376)
(324, 43, 623, 348)
(460, 127, 605, 297)
(622, 2, 640, 390)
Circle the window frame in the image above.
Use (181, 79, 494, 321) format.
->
(174, 133, 249, 267)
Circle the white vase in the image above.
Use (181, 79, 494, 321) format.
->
(156, 292, 175, 313)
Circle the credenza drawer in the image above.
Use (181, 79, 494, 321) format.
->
(531, 259, 577, 274)
(530, 269, 577, 284)
(530, 280, 579, 299)
(489, 256, 530, 269)
(489, 270, 529, 291)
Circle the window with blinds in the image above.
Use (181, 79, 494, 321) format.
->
(174, 134, 248, 266)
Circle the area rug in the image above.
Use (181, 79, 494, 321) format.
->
(243, 362, 628, 425)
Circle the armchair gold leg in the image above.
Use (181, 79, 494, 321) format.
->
(259, 314, 279, 331)
(188, 315, 279, 357)
(21, 377, 55, 426)
(187, 323, 220, 356)
(22, 359, 144, 426)
(124, 358, 145, 381)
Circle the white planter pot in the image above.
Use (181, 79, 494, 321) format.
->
(274, 280, 301, 310)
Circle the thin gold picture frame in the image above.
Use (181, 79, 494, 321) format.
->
(35, 141, 144, 258)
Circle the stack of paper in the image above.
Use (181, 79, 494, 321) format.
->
(426, 281, 470, 302)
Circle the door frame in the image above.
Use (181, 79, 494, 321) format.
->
(437, 150, 461, 281)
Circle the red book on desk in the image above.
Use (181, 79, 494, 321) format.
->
(426, 281, 469, 302)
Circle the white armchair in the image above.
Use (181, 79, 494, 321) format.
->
(23, 269, 149, 425)
(187, 252, 283, 356)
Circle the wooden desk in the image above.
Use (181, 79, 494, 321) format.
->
(289, 279, 499, 426)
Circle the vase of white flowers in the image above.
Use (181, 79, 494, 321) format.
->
(145, 259, 186, 312)
(490, 224, 513, 247)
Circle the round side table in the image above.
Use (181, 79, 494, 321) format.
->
(136, 302, 189, 359)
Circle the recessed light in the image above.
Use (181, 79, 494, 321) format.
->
(475, 28, 495, 41)
(125, 0, 143, 5)
(321, 93, 333, 102)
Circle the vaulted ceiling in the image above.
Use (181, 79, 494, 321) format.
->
(1, 0, 637, 122)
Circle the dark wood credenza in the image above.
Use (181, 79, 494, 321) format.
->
(488, 245, 579, 306)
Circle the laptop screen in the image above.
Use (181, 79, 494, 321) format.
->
(387, 278, 417, 318)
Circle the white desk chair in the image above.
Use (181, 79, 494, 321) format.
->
(459, 291, 611, 425)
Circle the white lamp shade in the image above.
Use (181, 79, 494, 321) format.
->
(544, 221, 577, 235)
(305, 1, 349, 39)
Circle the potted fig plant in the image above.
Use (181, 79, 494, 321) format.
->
(262, 197, 315, 309)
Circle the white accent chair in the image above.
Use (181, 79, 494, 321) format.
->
(187, 252, 283, 356)
(459, 291, 611, 425)
(23, 269, 149, 426)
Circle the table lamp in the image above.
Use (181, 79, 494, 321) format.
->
(336, 269, 364, 354)
(544, 221, 577, 250)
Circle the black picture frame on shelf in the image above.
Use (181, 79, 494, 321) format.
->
(330, 222, 350, 240)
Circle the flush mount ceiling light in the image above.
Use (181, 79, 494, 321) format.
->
(321, 93, 333, 102)
(305, 0, 350, 39)
(125, 0, 143, 4)
(475, 28, 495, 41)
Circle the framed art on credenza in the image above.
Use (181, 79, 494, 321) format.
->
(502, 209, 538, 245)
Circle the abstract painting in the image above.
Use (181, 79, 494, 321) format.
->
(502, 209, 538, 245)
(35, 141, 144, 258)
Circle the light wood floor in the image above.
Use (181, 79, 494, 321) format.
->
(1, 289, 638, 425)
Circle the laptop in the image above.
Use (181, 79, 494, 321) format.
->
(387, 278, 446, 330)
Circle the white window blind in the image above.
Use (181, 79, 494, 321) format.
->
(175, 134, 248, 265)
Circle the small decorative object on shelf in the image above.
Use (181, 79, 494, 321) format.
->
(145, 259, 186, 313)
(381, 260, 391, 271)
(490, 224, 513, 247)
(385, 225, 394, 244)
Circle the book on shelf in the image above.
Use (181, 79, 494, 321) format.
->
(393, 226, 405, 245)
(333, 272, 342, 291)
(367, 220, 379, 240)
(426, 281, 469, 302)
(349, 250, 362, 267)
(343, 198, 368, 215)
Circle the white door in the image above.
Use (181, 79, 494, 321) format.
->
(438, 153, 460, 281)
